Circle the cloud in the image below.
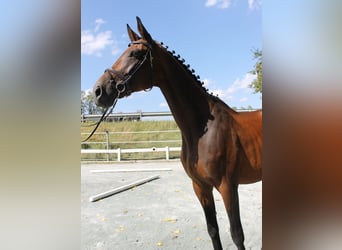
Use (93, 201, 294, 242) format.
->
(81, 30, 113, 56)
(205, 0, 231, 9)
(227, 72, 255, 94)
(81, 19, 122, 57)
(248, 0, 262, 10)
(94, 18, 106, 32)
(84, 88, 92, 95)
(205, 0, 261, 10)
(208, 73, 256, 103)
(202, 78, 213, 87)
(202, 78, 231, 100)
(159, 102, 168, 108)
(213, 89, 234, 101)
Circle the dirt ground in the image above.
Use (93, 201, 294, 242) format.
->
(81, 161, 262, 250)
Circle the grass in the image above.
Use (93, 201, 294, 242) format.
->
(81, 120, 181, 161)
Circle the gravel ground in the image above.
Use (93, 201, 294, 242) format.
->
(81, 161, 261, 250)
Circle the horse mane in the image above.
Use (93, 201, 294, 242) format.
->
(159, 41, 220, 100)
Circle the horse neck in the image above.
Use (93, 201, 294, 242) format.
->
(153, 47, 213, 140)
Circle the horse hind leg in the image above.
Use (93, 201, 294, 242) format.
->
(192, 181, 223, 250)
(219, 181, 245, 250)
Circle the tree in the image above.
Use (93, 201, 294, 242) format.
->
(81, 90, 103, 115)
(249, 49, 262, 94)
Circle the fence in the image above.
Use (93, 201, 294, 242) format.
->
(81, 111, 174, 123)
(80, 109, 256, 123)
(81, 129, 181, 161)
(80, 110, 258, 161)
(81, 147, 181, 161)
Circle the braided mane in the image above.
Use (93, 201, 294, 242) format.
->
(159, 42, 218, 98)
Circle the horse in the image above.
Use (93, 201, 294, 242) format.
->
(92, 17, 262, 250)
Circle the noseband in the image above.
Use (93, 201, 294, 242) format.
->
(104, 41, 153, 97)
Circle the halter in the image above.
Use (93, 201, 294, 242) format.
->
(104, 41, 153, 97)
(82, 41, 153, 142)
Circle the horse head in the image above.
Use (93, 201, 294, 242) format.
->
(93, 17, 155, 108)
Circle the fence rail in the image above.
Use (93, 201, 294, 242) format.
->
(81, 111, 174, 122)
(81, 109, 257, 122)
(81, 129, 182, 161)
(80, 110, 258, 161)
(81, 146, 181, 161)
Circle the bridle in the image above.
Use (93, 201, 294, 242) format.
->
(105, 41, 153, 97)
(82, 41, 153, 142)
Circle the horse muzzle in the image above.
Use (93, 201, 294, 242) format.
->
(93, 84, 115, 108)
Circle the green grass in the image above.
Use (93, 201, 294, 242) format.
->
(81, 120, 181, 161)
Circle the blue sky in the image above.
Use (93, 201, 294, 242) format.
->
(81, 0, 262, 112)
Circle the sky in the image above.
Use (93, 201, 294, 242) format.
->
(81, 0, 262, 112)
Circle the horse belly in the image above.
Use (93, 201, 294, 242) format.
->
(237, 150, 262, 184)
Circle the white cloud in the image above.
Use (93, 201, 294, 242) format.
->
(213, 89, 233, 101)
(84, 88, 92, 95)
(205, 0, 217, 7)
(202, 78, 233, 100)
(202, 78, 213, 87)
(159, 102, 168, 108)
(248, 0, 261, 10)
(205, 0, 261, 10)
(227, 72, 255, 94)
(81, 88, 92, 98)
(81, 19, 122, 57)
(81, 30, 113, 56)
(205, 0, 231, 9)
(94, 18, 106, 32)
(208, 73, 256, 103)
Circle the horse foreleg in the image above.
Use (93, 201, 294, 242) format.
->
(219, 181, 245, 250)
(192, 181, 223, 250)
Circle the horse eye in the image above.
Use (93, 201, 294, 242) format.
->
(130, 50, 144, 59)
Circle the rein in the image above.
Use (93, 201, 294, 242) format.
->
(81, 91, 120, 142)
(105, 41, 153, 96)
(81, 41, 153, 142)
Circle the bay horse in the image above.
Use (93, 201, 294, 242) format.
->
(92, 17, 262, 250)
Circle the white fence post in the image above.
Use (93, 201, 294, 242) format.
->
(165, 146, 169, 160)
(105, 130, 109, 161)
(117, 148, 121, 161)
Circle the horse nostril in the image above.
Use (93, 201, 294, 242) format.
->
(94, 86, 102, 98)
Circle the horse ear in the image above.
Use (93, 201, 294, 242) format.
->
(136, 16, 153, 44)
(127, 24, 140, 42)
